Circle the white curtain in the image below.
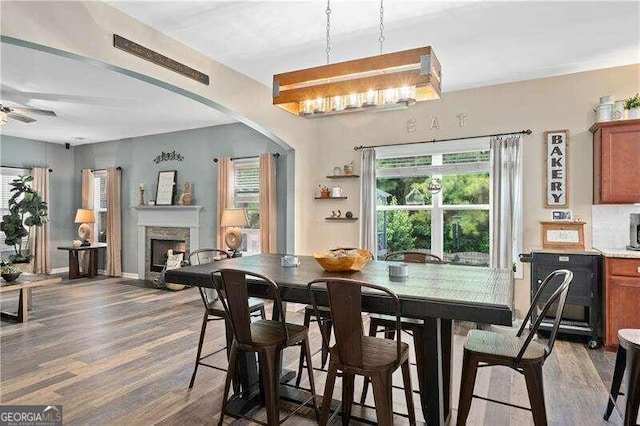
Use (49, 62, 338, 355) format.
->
(359, 148, 377, 255)
(30, 168, 50, 274)
(489, 134, 522, 273)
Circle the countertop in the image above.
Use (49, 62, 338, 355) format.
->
(593, 247, 640, 258)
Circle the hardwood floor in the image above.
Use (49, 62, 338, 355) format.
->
(0, 276, 630, 425)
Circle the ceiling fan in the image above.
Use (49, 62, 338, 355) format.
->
(0, 103, 57, 124)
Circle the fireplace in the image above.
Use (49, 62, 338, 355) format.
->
(134, 205, 203, 281)
(150, 239, 186, 272)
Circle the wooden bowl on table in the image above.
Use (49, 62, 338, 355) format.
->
(313, 248, 373, 272)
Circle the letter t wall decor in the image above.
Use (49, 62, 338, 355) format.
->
(544, 130, 569, 207)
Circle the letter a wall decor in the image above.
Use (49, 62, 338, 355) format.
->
(544, 130, 569, 207)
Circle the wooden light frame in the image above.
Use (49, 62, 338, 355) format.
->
(273, 46, 441, 117)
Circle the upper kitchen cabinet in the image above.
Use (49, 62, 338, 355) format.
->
(591, 119, 640, 204)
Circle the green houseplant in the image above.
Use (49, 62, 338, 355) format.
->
(0, 175, 49, 264)
(624, 93, 640, 119)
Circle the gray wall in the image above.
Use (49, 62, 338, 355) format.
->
(74, 123, 291, 275)
(0, 135, 76, 269)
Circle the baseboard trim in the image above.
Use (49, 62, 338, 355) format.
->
(51, 267, 69, 274)
(121, 272, 139, 279)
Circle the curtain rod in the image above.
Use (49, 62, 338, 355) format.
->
(213, 153, 281, 163)
(79, 167, 122, 172)
(1, 165, 53, 172)
(353, 129, 533, 151)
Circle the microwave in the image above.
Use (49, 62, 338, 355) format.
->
(629, 213, 640, 250)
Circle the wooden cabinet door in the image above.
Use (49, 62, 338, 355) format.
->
(596, 121, 640, 203)
(606, 275, 640, 349)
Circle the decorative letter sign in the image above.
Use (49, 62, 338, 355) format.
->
(544, 130, 569, 207)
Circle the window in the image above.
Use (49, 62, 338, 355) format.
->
(0, 167, 30, 253)
(233, 158, 260, 254)
(93, 171, 107, 243)
(376, 139, 491, 266)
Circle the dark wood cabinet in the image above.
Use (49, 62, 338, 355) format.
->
(591, 119, 640, 204)
(604, 257, 640, 351)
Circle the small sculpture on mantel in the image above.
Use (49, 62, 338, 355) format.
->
(179, 181, 193, 205)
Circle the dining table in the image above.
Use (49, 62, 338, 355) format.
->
(166, 253, 513, 425)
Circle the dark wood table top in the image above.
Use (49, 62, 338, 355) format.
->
(57, 243, 107, 251)
(166, 254, 513, 325)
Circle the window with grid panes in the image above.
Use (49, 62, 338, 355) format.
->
(0, 167, 30, 253)
(233, 158, 260, 254)
(376, 139, 491, 266)
(93, 171, 107, 243)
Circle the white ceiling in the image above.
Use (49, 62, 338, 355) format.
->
(0, 42, 235, 145)
(109, 1, 640, 91)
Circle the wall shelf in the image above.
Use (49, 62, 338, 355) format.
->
(315, 196, 347, 200)
(326, 175, 359, 179)
(325, 217, 358, 221)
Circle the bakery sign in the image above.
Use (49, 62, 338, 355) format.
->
(544, 130, 569, 207)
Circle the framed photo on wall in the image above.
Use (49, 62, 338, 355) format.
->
(544, 130, 569, 208)
(155, 170, 177, 205)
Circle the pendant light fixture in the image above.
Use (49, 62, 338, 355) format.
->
(273, 0, 441, 118)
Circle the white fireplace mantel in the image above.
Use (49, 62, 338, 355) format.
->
(132, 205, 203, 278)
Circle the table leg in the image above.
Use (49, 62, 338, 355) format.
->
(421, 317, 453, 426)
(17, 288, 28, 322)
(69, 251, 80, 279)
(87, 249, 98, 278)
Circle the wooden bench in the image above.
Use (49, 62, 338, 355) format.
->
(0, 274, 62, 322)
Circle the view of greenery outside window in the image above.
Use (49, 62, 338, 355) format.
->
(233, 158, 260, 254)
(376, 146, 490, 266)
(0, 167, 30, 253)
(93, 171, 107, 243)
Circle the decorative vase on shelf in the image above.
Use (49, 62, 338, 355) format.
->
(139, 188, 145, 206)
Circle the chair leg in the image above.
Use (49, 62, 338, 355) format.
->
(223, 318, 240, 394)
(341, 373, 355, 426)
(259, 305, 266, 319)
(218, 341, 238, 426)
(605, 344, 627, 420)
(523, 363, 547, 426)
(624, 346, 640, 426)
(303, 337, 321, 420)
(258, 347, 282, 426)
(370, 370, 394, 426)
(189, 310, 209, 388)
(320, 316, 332, 369)
(401, 359, 416, 425)
(456, 350, 479, 426)
(320, 361, 338, 426)
(360, 318, 379, 405)
(295, 309, 313, 388)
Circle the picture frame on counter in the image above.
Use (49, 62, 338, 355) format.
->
(540, 220, 585, 250)
(544, 129, 569, 208)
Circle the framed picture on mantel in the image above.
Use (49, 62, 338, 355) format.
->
(155, 170, 177, 205)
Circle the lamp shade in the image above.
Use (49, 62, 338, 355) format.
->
(220, 208, 249, 227)
(74, 208, 95, 224)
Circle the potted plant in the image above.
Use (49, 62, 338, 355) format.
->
(1, 259, 21, 282)
(624, 93, 640, 119)
(0, 175, 49, 265)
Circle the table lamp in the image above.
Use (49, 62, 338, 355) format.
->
(75, 208, 95, 246)
(221, 208, 248, 257)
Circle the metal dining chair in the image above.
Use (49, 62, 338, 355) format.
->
(456, 269, 574, 426)
(188, 249, 266, 389)
(604, 328, 640, 426)
(308, 277, 416, 426)
(214, 268, 319, 426)
(360, 250, 443, 406)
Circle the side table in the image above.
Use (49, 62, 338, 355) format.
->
(57, 243, 107, 279)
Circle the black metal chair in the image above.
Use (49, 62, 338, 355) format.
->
(604, 328, 640, 426)
(308, 277, 416, 426)
(214, 268, 319, 426)
(360, 250, 443, 405)
(456, 269, 574, 426)
(188, 249, 266, 389)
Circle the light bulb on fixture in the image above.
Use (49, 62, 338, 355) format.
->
(0, 111, 7, 126)
(346, 93, 360, 109)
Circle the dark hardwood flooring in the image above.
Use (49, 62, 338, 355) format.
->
(0, 276, 632, 425)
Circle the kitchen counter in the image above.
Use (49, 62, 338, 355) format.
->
(593, 247, 640, 258)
